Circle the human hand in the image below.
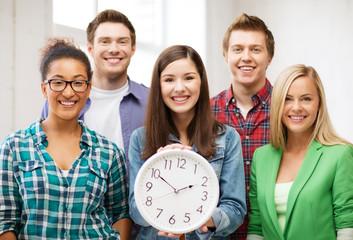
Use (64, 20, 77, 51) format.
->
(157, 219, 213, 238)
(157, 231, 183, 238)
(157, 144, 192, 153)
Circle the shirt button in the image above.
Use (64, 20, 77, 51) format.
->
(232, 98, 235, 103)
(247, 186, 250, 191)
(235, 113, 240, 117)
(245, 136, 250, 140)
(246, 161, 250, 165)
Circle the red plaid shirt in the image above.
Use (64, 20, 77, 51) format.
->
(211, 79, 272, 240)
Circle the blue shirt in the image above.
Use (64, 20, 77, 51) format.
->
(128, 126, 247, 240)
(41, 79, 149, 175)
(0, 120, 129, 239)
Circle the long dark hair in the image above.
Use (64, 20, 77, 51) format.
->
(142, 45, 224, 160)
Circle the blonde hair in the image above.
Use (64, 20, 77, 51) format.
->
(270, 64, 351, 149)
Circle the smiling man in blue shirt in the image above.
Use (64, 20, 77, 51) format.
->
(41, 10, 149, 176)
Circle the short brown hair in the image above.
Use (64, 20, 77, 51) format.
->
(222, 13, 274, 59)
(86, 9, 136, 46)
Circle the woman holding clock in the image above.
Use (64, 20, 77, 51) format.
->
(129, 45, 246, 239)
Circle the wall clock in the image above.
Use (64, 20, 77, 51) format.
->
(134, 149, 219, 234)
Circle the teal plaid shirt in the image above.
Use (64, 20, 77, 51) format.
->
(0, 120, 129, 239)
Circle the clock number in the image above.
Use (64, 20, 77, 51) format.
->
(196, 205, 203, 214)
(169, 215, 176, 225)
(146, 196, 152, 206)
(164, 159, 172, 170)
(194, 164, 198, 174)
(156, 208, 163, 218)
(201, 176, 208, 187)
(151, 168, 160, 179)
(146, 182, 153, 192)
(183, 213, 191, 223)
(201, 191, 208, 201)
(177, 158, 186, 169)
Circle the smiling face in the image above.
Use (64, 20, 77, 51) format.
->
(226, 30, 272, 93)
(87, 22, 135, 80)
(160, 58, 201, 121)
(41, 58, 91, 122)
(281, 76, 320, 139)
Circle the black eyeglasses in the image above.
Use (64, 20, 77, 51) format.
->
(44, 79, 90, 92)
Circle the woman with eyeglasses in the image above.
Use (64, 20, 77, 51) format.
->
(0, 38, 132, 239)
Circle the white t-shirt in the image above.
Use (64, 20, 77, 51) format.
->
(84, 82, 129, 150)
(237, 103, 250, 120)
(274, 181, 293, 233)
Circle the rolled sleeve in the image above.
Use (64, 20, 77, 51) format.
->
(105, 146, 130, 224)
(0, 138, 22, 235)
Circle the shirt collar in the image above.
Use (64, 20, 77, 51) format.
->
(29, 119, 48, 146)
(126, 76, 147, 100)
(29, 119, 95, 149)
(226, 78, 273, 108)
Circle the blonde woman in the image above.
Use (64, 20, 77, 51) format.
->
(247, 64, 353, 240)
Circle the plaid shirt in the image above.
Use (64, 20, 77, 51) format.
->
(211, 80, 272, 240)
(0, 120, 129, 239)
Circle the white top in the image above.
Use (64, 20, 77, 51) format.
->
(61, 170, 69, 178)
(274, 181, 293, 232)
(84, 82, 129, 150)
(237, 103, 249, 120)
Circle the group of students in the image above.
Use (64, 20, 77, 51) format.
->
(0, 8, 352, 240)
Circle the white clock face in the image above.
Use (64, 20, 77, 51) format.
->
(134, 149, 219, 234)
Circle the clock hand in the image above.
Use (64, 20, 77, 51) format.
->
(176, 185, 194, 192)
(159, 176, 178, 193)
(154, 191, 175, 200)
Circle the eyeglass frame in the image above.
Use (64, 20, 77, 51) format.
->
(44, 79, 90, 93)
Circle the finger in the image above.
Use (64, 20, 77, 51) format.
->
(200, 224, 209, 232)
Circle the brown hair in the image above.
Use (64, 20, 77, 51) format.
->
(40, 37, 92, 82)
(222, 13, 275, 59)
(142, 45, 224, 159)
(270, 64, 351, 149)
(86, 9, 136, 46)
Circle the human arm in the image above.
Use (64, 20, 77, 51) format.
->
(247, 148, 264, 237)
(0, 138, 22, 236)
(0, 231, 17, 240)
(333, 145, 353, 234)
(112, 218, 133, 240)
(105, 146, 131, 239)
(195, 127, 246, 239)
(128, 129, 154, 227)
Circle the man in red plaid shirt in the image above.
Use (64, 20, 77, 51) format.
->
(211, 13, 275, 240)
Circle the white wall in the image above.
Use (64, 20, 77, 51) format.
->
(0, 0, 52, 141)
(1, 0, 352, 143)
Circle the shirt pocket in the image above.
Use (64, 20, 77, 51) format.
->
(207, 147, 225, 178)
(17, 160, 47, 199)
(85, 162, 108, 210)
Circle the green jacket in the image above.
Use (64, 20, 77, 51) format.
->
(248, 140, 353, 240)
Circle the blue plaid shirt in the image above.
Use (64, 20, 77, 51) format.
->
(0, 120, 129, 239)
